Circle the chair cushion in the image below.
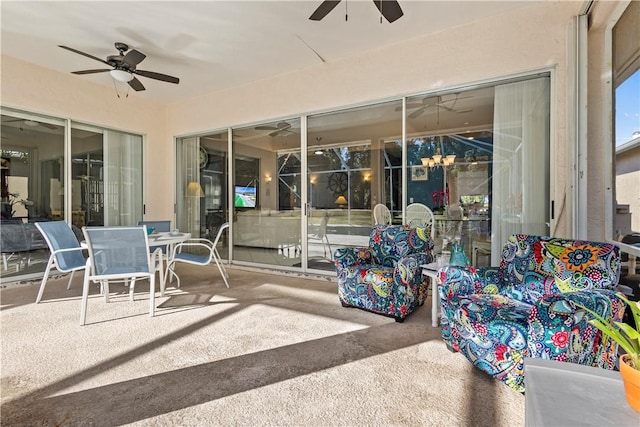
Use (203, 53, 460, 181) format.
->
(500, 235, 620, 299)
(337, 265, 397, 313)
(369, 225, 433, 268)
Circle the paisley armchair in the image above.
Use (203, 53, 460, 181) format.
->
(438, 234, 625, 392)
(334, 224, 434, 322)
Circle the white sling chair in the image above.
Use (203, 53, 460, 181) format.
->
(166, 223, 230, 289)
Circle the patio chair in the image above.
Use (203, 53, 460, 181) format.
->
(406, 203, 434, 238)
(334, 224, 435, 322)
(373, 203, 392, 225)
(34, 221, 87, 303)
(80, 226, 164, 326)
(308, 215, 332, 258)
(438, 234, 625, 392)
(166, 222, 230, 289)
(1, 220, 29, 272)
(138, 219, 172, 273)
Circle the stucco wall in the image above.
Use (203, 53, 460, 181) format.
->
(3, 0, 625, 240)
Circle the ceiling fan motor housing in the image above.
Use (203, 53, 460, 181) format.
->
(114, 42, 129, 53)
(107, 55, 127, 68)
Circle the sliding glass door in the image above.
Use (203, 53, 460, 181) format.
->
(174, 73, 551, 275)
(1, 108, 144, 282)
(403, 77, 550, 265)
(70, 125, 143, 228)
(306, 101, 402, 271)
(1, 110, 65, 280)
(232, 119, 302, 268)
(176, 132, 230, 263)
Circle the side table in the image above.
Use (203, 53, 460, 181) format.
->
(524, 358, 639, 426)
(422, 262, 443, 327)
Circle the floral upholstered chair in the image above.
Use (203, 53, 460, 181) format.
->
(438, 234, 625, 392)
(334, 224, 434, 322)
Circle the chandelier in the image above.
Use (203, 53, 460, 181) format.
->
(421, 148, 456, 169)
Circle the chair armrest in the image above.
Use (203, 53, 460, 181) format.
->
(395, 252, 434, 286)
(438, 266, 503, 300)
(528, 289, 625, 365)
(52, 246, 85, 256)
(391, 252, 435, 308)
(174, 240, 214, 252)
(182, 238, 214, 244)
(334, 247, 372, 269)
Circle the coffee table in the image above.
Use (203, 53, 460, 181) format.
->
(422, 262, 444, 327)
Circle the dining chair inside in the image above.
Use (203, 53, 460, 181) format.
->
(34, 221, 87, 303)
(80, 226, 163, 326)
(167, 222, 230, 289)
(406, 203, 435, 237)
(373, 203, 392, 225)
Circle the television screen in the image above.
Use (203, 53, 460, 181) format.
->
(234, 185, 256, 208)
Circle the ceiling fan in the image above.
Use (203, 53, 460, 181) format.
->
(58, 42, 180, 92)
(310, 0, 403, 23)
(436, 93, 473, 113)
(255, 121, 296, 137)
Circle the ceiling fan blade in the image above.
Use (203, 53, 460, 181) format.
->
(123, 49, 146, 67)
(309, 0, 341, 21)
(39, 123, 59, 130)
(438, 104, 456, 112)
(128, 77, 145, 91)
(59, 45, 110, 66)
(255, 125, 278, 131)
(71, 69, 111, 75)
(134, 69, 179, 84)
(408, 108, 426, 119)
(270, 129, 295, 137)
(372, 0, 403, 23)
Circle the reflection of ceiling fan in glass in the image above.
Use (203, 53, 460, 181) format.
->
(255, 121, 296, 137)
(1, 116, 58, 130)
(400, 93, 474, 118)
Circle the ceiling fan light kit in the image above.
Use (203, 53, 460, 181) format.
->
(109, 69, 133, 82)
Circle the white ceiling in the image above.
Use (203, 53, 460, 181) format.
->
(1, 1, 541, 104)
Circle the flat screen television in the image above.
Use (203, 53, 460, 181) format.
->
(234, 185, 256, 208)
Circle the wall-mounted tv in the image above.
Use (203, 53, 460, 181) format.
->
(234, 185, 256, 208)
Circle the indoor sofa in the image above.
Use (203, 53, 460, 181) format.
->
(438, 234, 625, 392)
(334, 224, 434, 322)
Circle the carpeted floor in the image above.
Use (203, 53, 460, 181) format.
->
(0, 264, 524, 426)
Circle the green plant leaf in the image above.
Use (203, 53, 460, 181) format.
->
(574, 295, 640, 366)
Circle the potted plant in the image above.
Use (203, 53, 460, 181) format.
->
(579, 293, 640, 412)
